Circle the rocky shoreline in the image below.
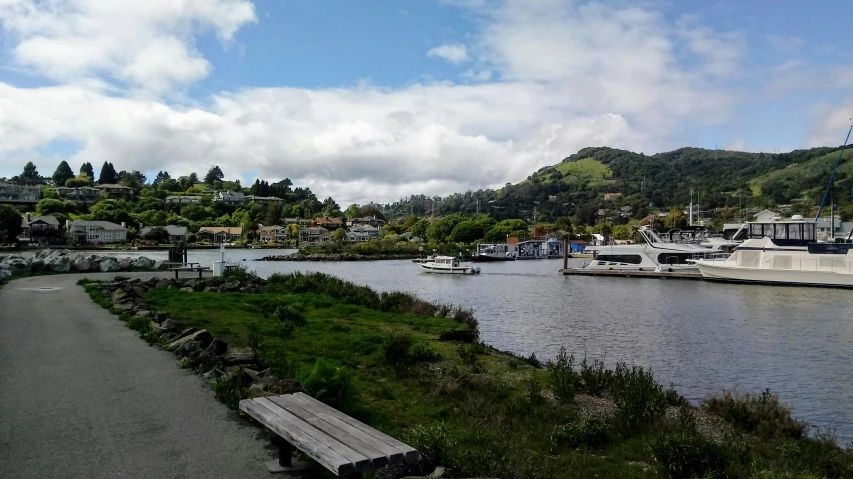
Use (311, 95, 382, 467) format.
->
(0, 250, 165, 281)
(259, 252, 420, 261)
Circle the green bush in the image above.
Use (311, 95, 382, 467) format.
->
(410, 341, 441, 363)
(610, 362, 667, 433)
(547, 347, 581, 405)
(551, 415, 611, 450)
(211, 371, 249, 410)
(457, 343, 479, 365)
(525, 373, 545, 405)
(302, 358, 356, 411)
(649, 412, 727, 479)
(278, 321, 295, 337)
(406, 423, 465, 473)
(275, 305, 305, 324)
(384, 332, 413, 365)
(580, 356, 612, 396)
(702, 389, 805, 440)
(666, 384, 691, 408)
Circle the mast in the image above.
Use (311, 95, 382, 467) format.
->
(815, 121, 853, 222)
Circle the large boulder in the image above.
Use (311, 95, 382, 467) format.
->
(29, 258, 45, 272)
(0, 269, 11, 281)
(48, 255, 71, 273)
(133, 256, 155, 270)
(118, 257, 133, 270)
(72, 255, 94, 272)
(166, 329, 212, 352)
(2, 258, 31, 276)
(100, 258, 121, 272)
(221, 347, 256, 366)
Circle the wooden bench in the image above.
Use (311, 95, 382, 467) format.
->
(240, 393, 419, 476)
(167, 264, 210, 279)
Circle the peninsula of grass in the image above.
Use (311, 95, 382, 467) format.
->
(128, 273, 851, 479)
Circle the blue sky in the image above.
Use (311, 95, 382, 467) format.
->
(1, 0, 852, 204)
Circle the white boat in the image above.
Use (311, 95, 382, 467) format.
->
(416, 256, 481, 274)
(692, 216, 853, 287)
(581, 225, 724, 272)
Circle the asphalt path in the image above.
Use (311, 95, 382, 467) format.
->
(0, 273, 272, 479)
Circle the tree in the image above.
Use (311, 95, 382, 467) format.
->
(80, 162, 95, 179)
(188, 172, 199, 184)
(142, 226, 169, 243)
(119, 170, 146, 189)
(332, 227, 346, 243)
(98, 162, 117, 184)
(42, 187, 59, 200)
(447, 220, 486, 243)
(322, 197, 341, 217)
(287, 223, 299, 238)
(65, 173, 93, 187)
(344, 204, 361, 219)
(204, 166, 224, 185)
(90, 199, 131, 225)
(409, 219, 429, 238)
(17, 162, 41, 185)
(152, 171, 170, 186)
(426, 219, 452, 243)
(263, 204, 282, 226)
(52, 161, 75, 187)
(0, 204, 23, 244)
(664, 209, 687, 229)
(35, 199, 68, 216)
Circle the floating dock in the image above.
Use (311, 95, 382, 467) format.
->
(559, 268, 703, 280)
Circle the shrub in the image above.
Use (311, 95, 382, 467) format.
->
(384, 332, 413, 365)
(452, 307, 479, 333)
(547, 347, 581, 405)
(580, 356, 612, 396)
(278, 321, 295, 337)
(610, 362, 667, 433)
(406, 423, 465, 473)
(525, 373, 545, 405)
(522, 352, 542, 368)
(457, 343, 479, 366)
(649, 429, 727, 479)
(211, 370, 249, 410)
(702, 389, 805, 440)
(410, 341, 441, 363)
(223, 262, 254, 280)
(551, 415, 611, 450)
(275, 305, 305, 324)
(302, 358, 356, 411)
(665, 383, 690, 408)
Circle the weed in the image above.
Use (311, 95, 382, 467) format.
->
(580, 356, 612, 396)
(649, 429, 727, 479)
(275, 305, 305, 325)
(666, 383, 691, 408)
(211, 370, 248, 410)
(522, 352, 542, 368)
(452, 308, 479, 334)
(384, 332, 413, 365)
(551, 414, 611, 450)
(223, 262, 255, 281)
(277, 321, 295, 337)
(410, 342, 440, 363)
(525, 372, 545, 405)
(302, 358, 356, 411)
(457, 343, 479, 366)
(547, 347, 581, 405)
(610, 362, 667, 433)
(405, 423, 464, 473)
(702, 389, 805, 440)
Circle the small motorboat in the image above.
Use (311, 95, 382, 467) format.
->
(416, 255, 480, 274)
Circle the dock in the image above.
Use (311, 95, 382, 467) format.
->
(559, 268, 703, 280)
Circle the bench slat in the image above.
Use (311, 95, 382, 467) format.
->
(269, 395, 398, 468)
(240, 398, 369, 475)
(292, 392, 419, 464)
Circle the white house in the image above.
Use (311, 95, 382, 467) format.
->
(753, 209, 780, 222)
(165, 195, 201, 204)
(214, 191, 246, 205)
(68, 220, 128, 244)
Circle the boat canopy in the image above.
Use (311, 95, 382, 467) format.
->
(747, 221, 816, 242)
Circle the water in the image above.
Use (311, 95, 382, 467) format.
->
(91, 249, 853, 442)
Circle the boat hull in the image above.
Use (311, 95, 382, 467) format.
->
(696, 261, 853, 288)
(471, 254, 515, 262)
(417, 264, 478, 274)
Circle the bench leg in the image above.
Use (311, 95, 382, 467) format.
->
(278, 440, 293, 468)
(265, 437, 309, 474)
(174, 270, 179, 280)
(198, 269, 203, 279)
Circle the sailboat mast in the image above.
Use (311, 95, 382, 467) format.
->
(815, 123, 853, 222)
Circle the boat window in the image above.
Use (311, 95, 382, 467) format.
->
(789, 223, 802, 240)
(656, 253, 696, 265)
(596, 254, 642, 264)
(774, 223, 786, 239)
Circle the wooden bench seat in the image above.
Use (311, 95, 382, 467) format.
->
(240, 392, 419, 476)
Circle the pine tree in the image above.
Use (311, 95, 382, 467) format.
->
(204, 166, 224, 185)
(80, 162, 95, 179)
(51, 161, 75, 187)
(98, 161, 117, 184)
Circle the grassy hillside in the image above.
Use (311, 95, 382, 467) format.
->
(749, 148, 853, 202)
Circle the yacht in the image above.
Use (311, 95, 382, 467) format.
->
(416, 256, 481, 274)
(581, 226, 724, 272)
(472, 243, 517, 262)
(692, 216, 853, 287)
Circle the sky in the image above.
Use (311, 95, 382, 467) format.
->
(1, 0, 853, 205)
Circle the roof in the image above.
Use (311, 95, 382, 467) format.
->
(95, 183, 133, 190)
(315, 216, 343, 224)
(302, 227, 329, 233)
(197, 226, 243, 235)
(165, 195, 201, 199)
(246, 195, 283, 201)
(22, 215, 60, 226)
(217, 191, 245, 199)
(260, 225, 286, 232)
(139, 225, 188, 237)
(70, 220, 127, 230)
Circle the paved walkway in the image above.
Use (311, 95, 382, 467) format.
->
(0, 273, 272, 479)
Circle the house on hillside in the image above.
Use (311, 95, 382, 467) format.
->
(95, 183, 134, 199)
(300, 226, 330, 245)
(345, 224, 380, 242)
(314, 216, 344, 230)
(165, 195, 201, 204)
(246, 195, 285, 205)
(68, 220, 127, 244)
(57, 186, 100, 205)
(19, 214, 61, 243)
(282, 218, 311, 227)
(0, 183, 42, 204)
(196, 226, 243, 243)
(350, 216, 386, 228)
(259, 225, 289, 243)
(754, 209, 780, 222)
(214, 191, 246, 206)
(139, 225, 187, 243)
(604, 192, 622, 200)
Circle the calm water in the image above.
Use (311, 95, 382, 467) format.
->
(91, 248, 853, 442)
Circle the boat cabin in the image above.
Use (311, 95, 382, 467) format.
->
(747, 216, 816, 244)
(432, 256, 462, 267)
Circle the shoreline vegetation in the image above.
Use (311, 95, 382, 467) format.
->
(260, 243, 470, 262)
(78, 270, 852, 479)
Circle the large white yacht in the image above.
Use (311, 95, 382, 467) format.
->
(692, 216, 853, 287)
(582, 226, 724, 272)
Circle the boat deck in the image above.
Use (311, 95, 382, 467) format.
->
(559, 268, 703, 280)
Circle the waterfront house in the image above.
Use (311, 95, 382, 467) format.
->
(246, 195, 285, 205)
(346, 224, 380, 241)
(299, 226, 331, 244)
(165, 195, 201, 204)
(19, 214, 60, 242)
(68, 220, 128, 244)
(349, 216, 386, 228)
(214, 190, 246, 206)
(196, 226, 243, 243)
(95, 183, 134, 199)
(282, 217, 311, 227)
(260, 225, 289, 243)
(313, 216, 344, 230)
(139, 225, 188, 243)
(57, 186, 100, 205)
(568, 239, 589, 253)
(0, 183, 42, 204)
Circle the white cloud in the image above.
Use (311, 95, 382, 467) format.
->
(766, 34, 805, 54)
(426, 44, 469, 64)
(806, 102, 853, 148)
(0, 0, 758, 204)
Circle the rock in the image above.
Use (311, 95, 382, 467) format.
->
(179, 287, 194, 293)
(165, 329, 212, 352)
(133, 256, 155, 270)
(218, 281, 240, 293)
(205, 338, 228, 356)
(135, 310, 153, 318)
(172, 327, 199, 341)
(29, 258, 45, 272)
(202, 286, 217, 292)
(48, 255, 71, 273)
(0, 269, 11, 281)
(202, 368, 225, 381)
(160, 318, 183, 332)
(72, 255, 94, 272)
(429, 467, 447, 478)
(111, 290, 129, 302)
(221, 347, 255, 366)
(131, 286, 147, 297)
(184, 279, 198, 288)
(145, 277, 159, 287)
(154, 311, 168, 323)
(153, 260, 168, 271)
(115, 257, 132, 270)
(155, 280, 171, 289)
(100, 258, 121, 272)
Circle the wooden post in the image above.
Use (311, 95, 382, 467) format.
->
(277, 439, 293, 467)
(563, 235, 569, 270)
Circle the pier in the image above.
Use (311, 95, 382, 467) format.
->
(559, 268, 703, 280)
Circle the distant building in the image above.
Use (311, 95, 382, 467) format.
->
(282, 218, 311, 227)
(19, 213, 60, 242)
(57, 186, 100, 205)
(300, 226, 331, 244)
(196, 226, 243, 243)
(139, 225, 188, 243)
(349, 216, 386, 228)
(94, 183, 134, 199)
(620, 205, 633, 218)
(214, 191, 246, 205)
(68, 220, 128, 244)
(754, 209, 780, 222)
(165, 195, 201, 204)
(314, 216, 344, 230)
(0, 183, 42, 204)
(604, 192, 622, 200)
(259, 225, 289, 243)
(246, 195, 285, 205)
(345, 224, 380, 242)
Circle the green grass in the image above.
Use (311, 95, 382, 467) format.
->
(749, 148, 853, 198)
(127, 274, 853, 479)
(518, 157, 614, 190)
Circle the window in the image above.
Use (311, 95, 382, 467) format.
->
(596, 254, 642, 264)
